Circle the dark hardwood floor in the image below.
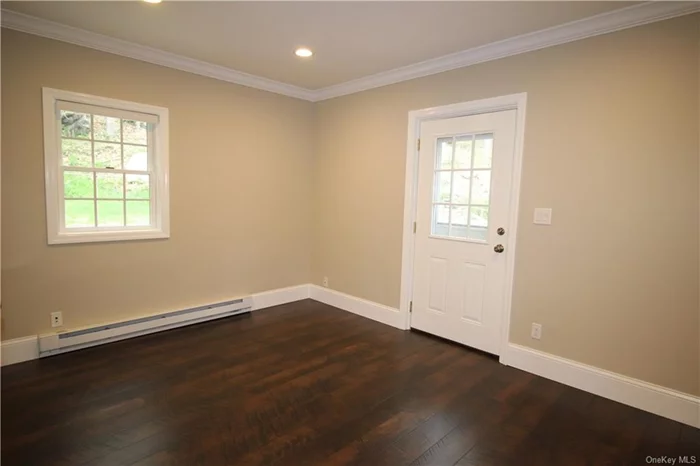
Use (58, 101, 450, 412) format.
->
(2, 299, 698, 465)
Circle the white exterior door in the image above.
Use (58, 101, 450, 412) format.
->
(411, 110, 517, 355)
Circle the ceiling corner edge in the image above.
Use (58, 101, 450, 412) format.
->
(2, 2, 698, 104)
(311, 1, 700, 102)
(0, 8, 317, 102)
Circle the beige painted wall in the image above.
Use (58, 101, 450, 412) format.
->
(1, 29, 315, 339)
(313, 15, 700, 395)
(2, 15, 698, 396)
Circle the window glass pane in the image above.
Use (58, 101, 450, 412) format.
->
(123, 120, 148, 145)
(61, 139, 92, 167)
(126, 201, 150, 226)
(123, 144, 148, 171)
(97, 200, 124, 226)
(64, 171, 93, 199)
(94, 142, 122, 169)
(93, 115, 121, 142)
(471, 171, 491, 205)
(433, 172, 451, 203)
(454, 136, 473, 169)
(473, 134, 493, 169)
(126, 174, 150, 199)
(436, 138, 453, 169)
(451, 171, 471, 204)
(470, 206, 489, 228)
(96, 173, 123, 199)
(61, 111, 91, 139)
(65, 200, 95, 228)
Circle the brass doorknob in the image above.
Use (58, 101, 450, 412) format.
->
(494, 244, 505, 253)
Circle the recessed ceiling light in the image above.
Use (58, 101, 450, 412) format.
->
(143, 0, 162, 4)
(295, 48, 313, 58)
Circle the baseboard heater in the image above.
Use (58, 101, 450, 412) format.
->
(38, 296, 252, 357)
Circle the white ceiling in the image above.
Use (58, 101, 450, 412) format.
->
(4, 1, 638, 90)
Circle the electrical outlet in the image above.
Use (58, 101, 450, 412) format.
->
(322, 276, 329, 288)
(531, 323, 542, 340)
(51, 311, 63, 328)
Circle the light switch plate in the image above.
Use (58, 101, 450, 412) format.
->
(533, 208, 552, 225)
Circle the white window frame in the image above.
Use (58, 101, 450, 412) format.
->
(43, 88, 170, 245)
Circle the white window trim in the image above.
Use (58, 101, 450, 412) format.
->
(43, 87, 170, 245)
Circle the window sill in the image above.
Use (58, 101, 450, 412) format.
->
(48, 228, 169, 245)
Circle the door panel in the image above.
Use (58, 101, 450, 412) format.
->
(460, 261, 486, 323)
(428, 257, 448, 312)
(411, 110, 517, 355)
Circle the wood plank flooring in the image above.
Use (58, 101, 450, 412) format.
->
(2, 299, 698, 465)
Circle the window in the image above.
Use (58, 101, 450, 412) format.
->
(431, 133, 493, 241)
(43, 88, 169, 244)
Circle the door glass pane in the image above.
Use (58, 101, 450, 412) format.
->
(432, 204, 450, 236)
(64, 171, 93, 199)
(450, 206, 469, 239)
(126, 201, 150, 226)
(454, 136, 472, 169)
(451, 171, 471, 204)
(94, 142, 122, 169)
(96, 173, 124, 199)
(470, 206, 489, 228)
(473, 134, 493, 169)
(97, 200, 124, 226)
(429, 132, 494, 242)
(93, 115, 121, 142)
(436, 138, 453, 169)
(468, 226, 488, 241)
(471, 171, 491, 205)
(62, 139, 92, 167)
(65, 200, 95, 227)
(433, 171, 451, 202)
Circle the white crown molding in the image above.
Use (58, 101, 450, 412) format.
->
(314, 1, 700, 101)
(0, 9, 317, 102)
(2, 2, 699, 103)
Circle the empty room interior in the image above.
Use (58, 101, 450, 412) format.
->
(1, 1, 699, 465)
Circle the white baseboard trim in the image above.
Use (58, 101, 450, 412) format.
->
(251, 284, 310, 311)
(4, 287, 697, 430)
(310, 288, 700, 427)
(500, 343, 700, 428)
(308, 285, 405, 330)
(1, 285, 311, 367)
(1, 336, 39, 366)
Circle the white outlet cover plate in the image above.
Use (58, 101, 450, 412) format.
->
(50, 311, 63, 327)
(533, 208, 552, 225)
